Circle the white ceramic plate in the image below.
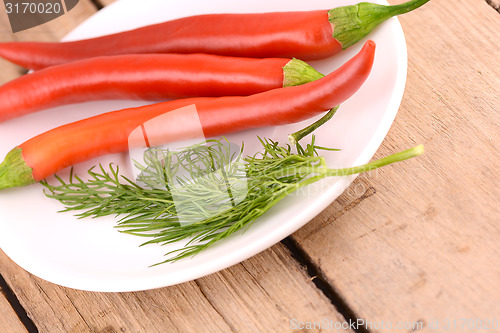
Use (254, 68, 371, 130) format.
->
(0, 0, 407, 292)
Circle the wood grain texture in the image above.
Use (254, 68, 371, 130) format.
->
(1, 244, 353, 333)
(0, 289, 28, 333)
(292, 0, 500, 331)
(0, 0, 98, 84)
(486, 0, 500, 10)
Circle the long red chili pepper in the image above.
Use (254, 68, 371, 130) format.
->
(0, 53, 324, 122)
(0, 40, 375, 190)
(0, 0, 428, 70)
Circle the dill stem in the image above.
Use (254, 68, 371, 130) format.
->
(324, 144, 424, 177)
(42, 134, 424, 264)
(290, 144, 424, 190)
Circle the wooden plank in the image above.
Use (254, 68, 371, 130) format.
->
(0, 0, 98, 41)
(0, 248, 230, 332)
(292, 0, 500, 330)
(1, 244, 353, 332)
(0, 9, 26, 83)
(486, 0, 500, 10)
(0, 0, 99, 84)
(0, 289, 28, 333)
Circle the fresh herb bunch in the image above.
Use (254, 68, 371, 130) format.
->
(42, 133, 422, 264)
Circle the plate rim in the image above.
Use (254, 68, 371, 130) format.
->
(0, 0, 407, 292)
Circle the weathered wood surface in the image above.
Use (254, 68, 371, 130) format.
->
(0, 243, 352, 332)
(487, 0, 500, 10)
(291, 0, 500, 331)
(293, 0, 500, 330)
(0, 0, 498, 332)
(0, 290, 28, 333)
(0, 0, 98, 84)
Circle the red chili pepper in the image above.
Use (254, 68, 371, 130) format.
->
(0, 0, 428, 70)
(0, 53, 324, 122)
(0, 40, 375, 190)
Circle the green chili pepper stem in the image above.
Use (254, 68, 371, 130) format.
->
(386, 0, 432, 16)
(329, 0, 431, 49)
(288, 106, 339, 145)
(282, 58, 325, 87)
(0, 147, 35, 190)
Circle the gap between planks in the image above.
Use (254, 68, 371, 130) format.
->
(88, 0, 105, 10)
(0, 274, 38, 333)
(281, 237, 371, 333)
(485, 0, 500, 11)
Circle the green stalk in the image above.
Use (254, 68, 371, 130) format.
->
(282, 58, 325, 87)
(42, 137, 424, 264)
(288, 106, 340, 145)
(160, 144, 424, 263)
(0, 148, 35, 190)
(323, 144, 423, 177)
(329, 0, 431, 49)
(272, 144, 424, 182)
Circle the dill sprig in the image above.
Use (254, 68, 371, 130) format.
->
(41, 135, 423, 265)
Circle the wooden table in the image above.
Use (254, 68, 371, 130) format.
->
(1, 1, 498, 332)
